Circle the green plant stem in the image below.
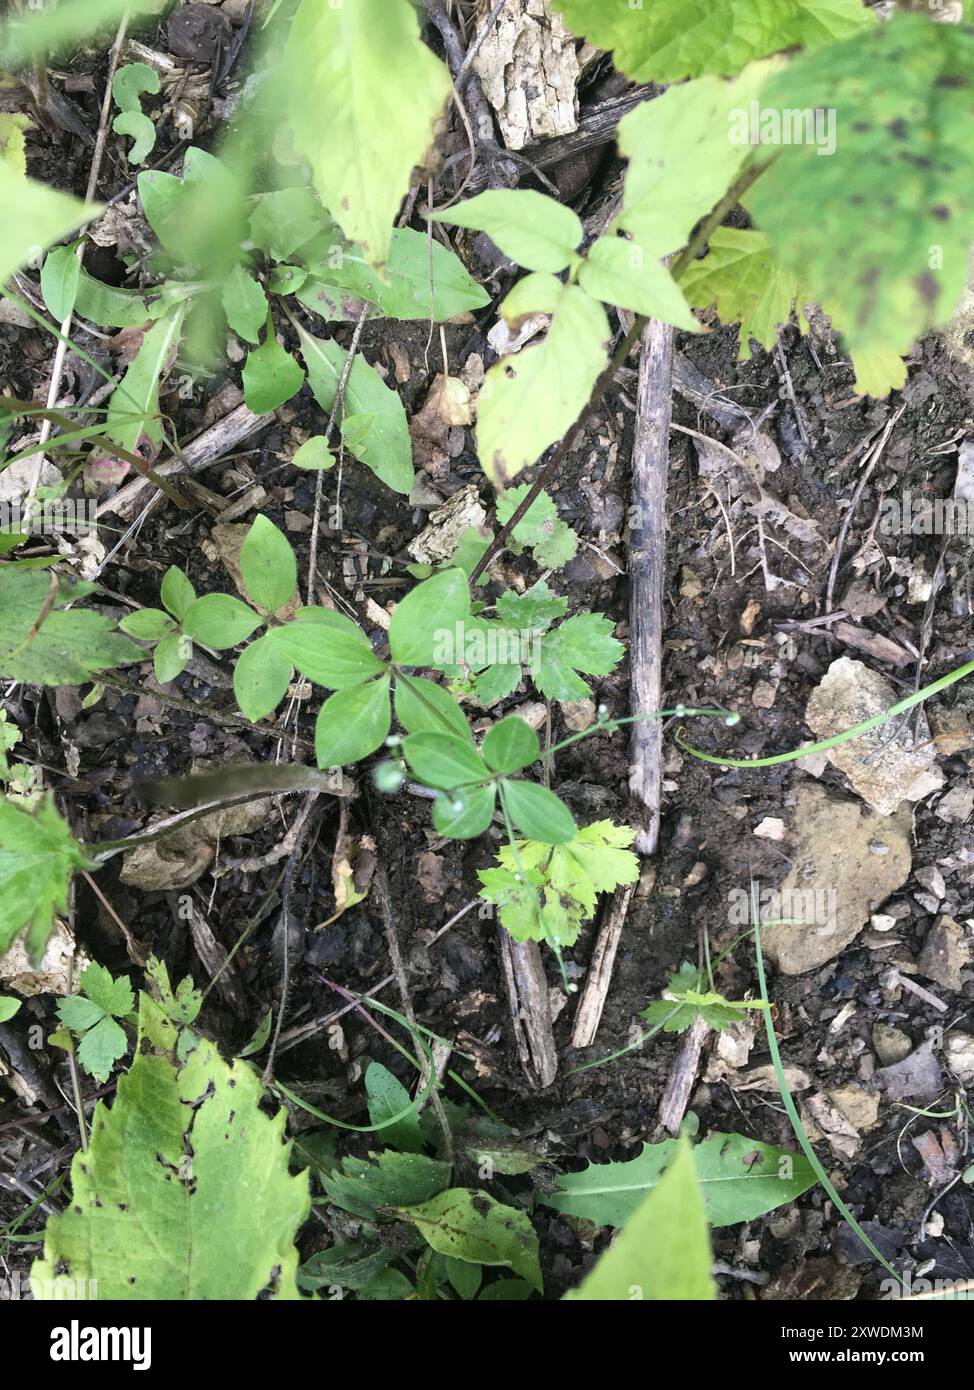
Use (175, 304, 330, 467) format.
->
(752, 889, 906, 1290)
(678, 657, 974, 768)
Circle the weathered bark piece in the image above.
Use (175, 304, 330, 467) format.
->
(98, 403, 272, 520)
(658, 1016, 711, 1136)
(628, 317, 675, 856)
(497, 929, 557, 1088)
(472, 0, 579, 150)
(571, 882, 636, 1049)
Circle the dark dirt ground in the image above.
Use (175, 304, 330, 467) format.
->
(1, 6, 973, 1305)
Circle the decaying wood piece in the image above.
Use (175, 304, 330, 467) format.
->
(498, 928, 557, 1088)
(531, 87, 652, 167)
(97, 403, 273, 520)
(629, 317, 675, 856)
(570, 881, 636, 1049)
(472, 0, 579, 150)
(658, 1016, 711, 1136)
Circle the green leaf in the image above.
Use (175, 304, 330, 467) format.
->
(394, 674, 472, 741)
(242, 312, 305, 414)
(154, 633, 189, 684)
(0, 569, 139, 686)
(0, 996, 21, 1022)
(181, 593, 262, 649)
(303, 226, 489, 321)
(364, 1062, 424, 1154)
(551, 0, 873, 82)
(566, 1138, 715, 1301)
(249, 186, 333, 262)
(78, 961, 134, 1017)
(494, 486, 578, 569)
(678, 226, 802, 360)
(477, 280, 609, 487)
(315, 676, 392, 768)
(299, 1243, 396, 1292)
(431, 785, 496, 840)
(106, 302, 184, 454)
(545, 1131, 817, 1230)
(293, 435, 335, 471)
(118, 607, 175, 641)
(56, 995, 105, 1033)
(389, 569, 471, 667)
(32, 1000, 310, 1299)
(76, 1015, 129, 1084)
(295, 324, 413, 494)
(0, 796, 93, 962)
(397, 1188, 542, 1291)
(233, 633, 293, 722)
(324, 1150, 449, 1221)
(495, 581, 567, 632)
(0, 161, 97, 286)
(614, 63, 776, 259)
(111, 62, 159, 165)
(268, 608, 385, 688)
(580, 234, 699, 331)
(433, 190, 582, 273)
(482, 716, 540, 775)
(160, 566, 195, 621)
(40, 243, 81, 321)
(748, 14, 974, 356)
(240, 516, 297, 614)
(138, 148, 245, 274)
(534, 611, 623, 703)
(500, 780, 576, 845)
(402, 732, 490, 790)
(444, 1255, 482, 1300)
(221, 262, 268, 346)
(479, 1278, 534, 1301)
(286, 0, 451, 269)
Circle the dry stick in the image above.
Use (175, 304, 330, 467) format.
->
(372, 862, 453, 1157)
(305, 304, 370, 604)
(570, 881, 636, 1049)
(657, 1014, 711, 1136)
(497, 930, 558, 1089)
(25, 12, 130, 522)
(97, 402, 273, 521)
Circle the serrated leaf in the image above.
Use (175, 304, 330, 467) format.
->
(389, 568, 471, 667)
(242, 312, 305, 414)
(494, 486, 578, 569)
(748, 14, 974, 356)
(76, 1015, 129, 1084)
(0, 569, 139, 686)
(364, 1062, 424, 1154)
(32, 1004, 310, 1299)
(315, 676, 392, 768)
(323, 1150, 449, 1222)
(495, 582, 567, 632)
(295, 323, 413, 494)
(233, 633, 293, 722)
(181, 593, 262, 649)
(679, 226, 802, 360)
(477, 282, 609, 487)
(615, 63, 778, 259)
(221, 262, 268, 346)
(240, 516, 297, 614)
(396, 1188, 542, 1292)
(78, 961, 134, 1018)
(268, 608, 385, 688)
(580, 234, 699, 331)
(552, 0, 873, 82)
(434, 190, 582, 273)
(533, 612, 623, 703)
(544, 1131, 817, 1229)
(106, 302, 184, 455)
(286, 0, 451, 269)
(0, 796, 93, 963)
(566, 1138, 714, 1301)
(0, 161, 98, 286)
